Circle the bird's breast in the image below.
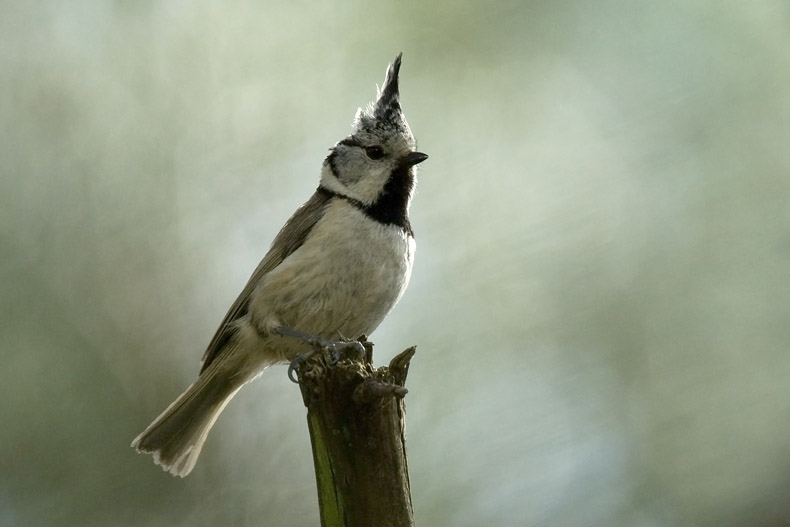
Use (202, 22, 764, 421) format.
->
(252, 200, 414, 341)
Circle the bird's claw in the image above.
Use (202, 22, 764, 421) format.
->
(287, 351, 316, 383)
(280, 327, 366, 383)
(328, 340, 366, 363)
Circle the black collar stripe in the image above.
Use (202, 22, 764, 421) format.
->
(317, 186, 367, 210)
(316, 185, 413, 236)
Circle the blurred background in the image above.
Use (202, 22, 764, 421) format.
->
(2, 1, 789, 526)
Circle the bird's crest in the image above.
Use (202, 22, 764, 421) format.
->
(353, 53, 413, 142)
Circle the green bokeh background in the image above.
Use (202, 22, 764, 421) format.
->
(2, 1, 789, 526)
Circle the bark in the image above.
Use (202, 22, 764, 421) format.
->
(293, 338, 416, 527)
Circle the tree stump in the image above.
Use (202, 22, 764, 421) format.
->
(292, 337, 416, 527)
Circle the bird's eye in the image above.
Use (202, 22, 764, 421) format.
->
(365, 146, 385, 160)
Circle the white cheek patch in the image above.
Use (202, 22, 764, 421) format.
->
(319, 165, 349, 196)
(347, 165, 391, 204)
(319, 157, 392, 207)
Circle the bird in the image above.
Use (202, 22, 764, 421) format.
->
(131, 54, 427, 477)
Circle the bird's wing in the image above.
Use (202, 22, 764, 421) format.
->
(199, 189, 332, 373)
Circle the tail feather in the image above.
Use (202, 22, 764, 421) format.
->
(131, 362, 242, 478)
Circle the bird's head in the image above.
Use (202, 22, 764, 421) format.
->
(320, 54, 428, 210)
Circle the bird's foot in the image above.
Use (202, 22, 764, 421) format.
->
(277, 327, 366, 383)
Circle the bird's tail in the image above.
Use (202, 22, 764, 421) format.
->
(131, 353, 249, 477)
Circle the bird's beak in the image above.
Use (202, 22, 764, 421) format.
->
(400, 151, 429, 168)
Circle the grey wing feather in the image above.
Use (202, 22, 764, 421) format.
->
(199, 190, 331, 373)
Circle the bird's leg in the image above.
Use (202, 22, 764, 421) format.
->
(276, 326, 334, 349)
(276, 327, 366, 383)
